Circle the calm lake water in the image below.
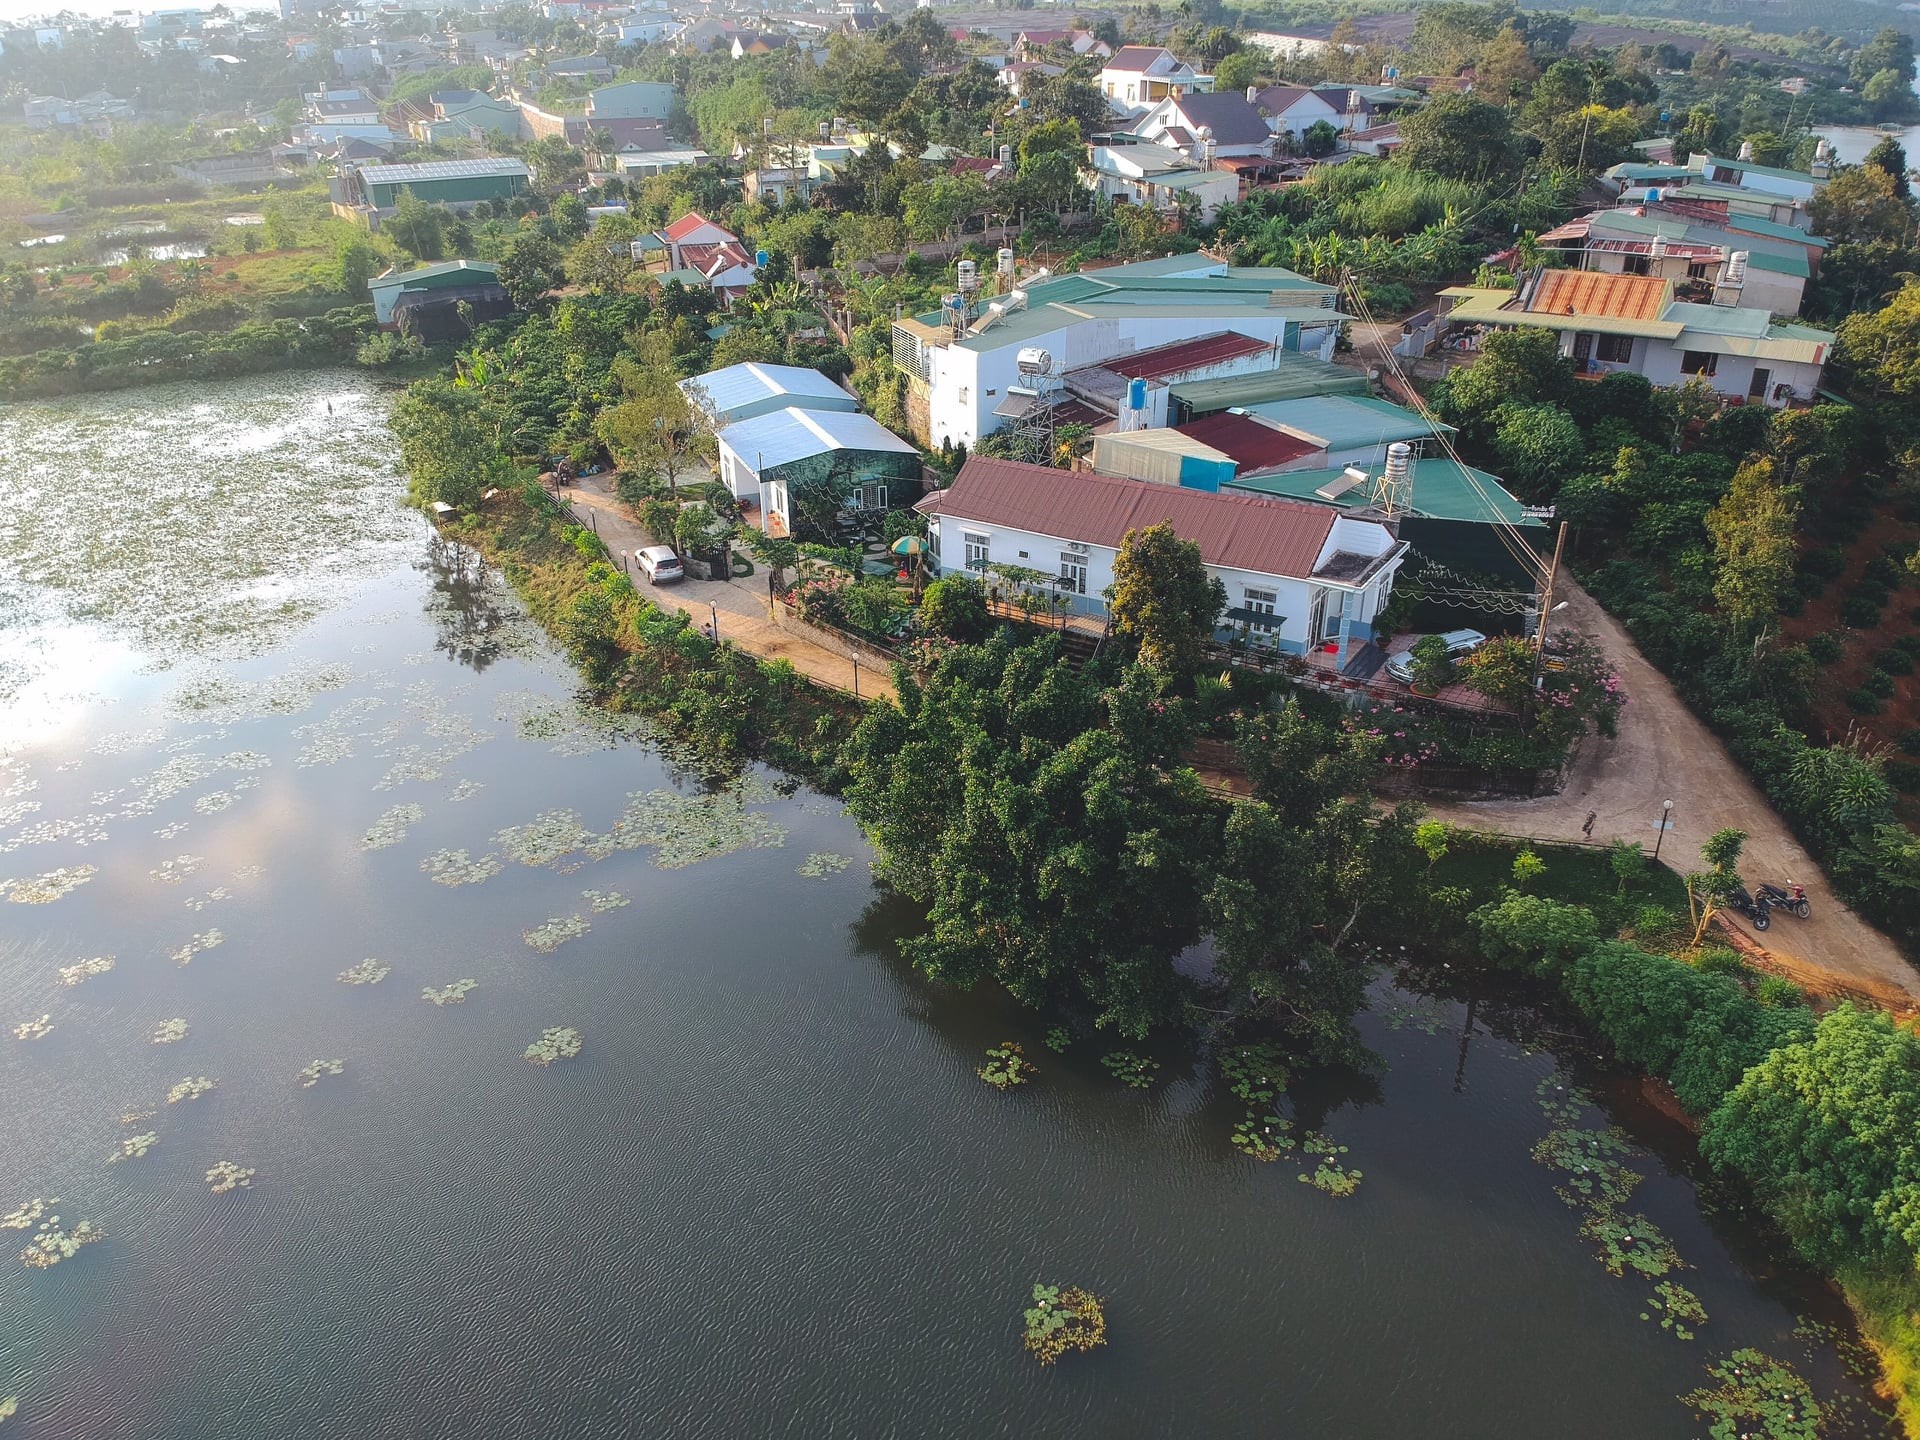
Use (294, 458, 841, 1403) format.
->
(0, 372, 1897, 1438)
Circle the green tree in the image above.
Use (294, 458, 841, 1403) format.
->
(389, 379, 505, 510)
(1443, 326, 1572, 419)
(1212, 49, 1264, 93)
(1701, 1004, 1920, 1269)
(1302, 119, 1339, 159)
(841, 638, 1214, 1037)
(334, 235, 381, 295)
(1408, 633, 1457, 693)
(1394, 93, 1520, 184)
(597, 333, 714, 496)
(1685, 827, 1747, 948)
(1491, 401, 1582, 499)
(496, 232, 565, 310)
(1704, 458, 1800, 636)
(1839, 282, 1920, 402)
(386, 190, 448, 261)
(1108, 522, 1225, 679)
(1808, 164, 1915, 248)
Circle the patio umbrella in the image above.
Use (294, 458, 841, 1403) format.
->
(889, 535, 925, 557)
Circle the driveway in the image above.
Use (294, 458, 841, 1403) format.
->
(1420, 575, 1920, 1008)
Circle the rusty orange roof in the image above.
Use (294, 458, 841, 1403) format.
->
(1526, 268, 1669, 321)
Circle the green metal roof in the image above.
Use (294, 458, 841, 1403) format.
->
(1170, 353, 1370, 413)
(368, 259, 499, 291)
(1224, 458, 1538, 527)
(1703, 153, 1820, 185)
(1241, 394, 1452, 451)
(1608, 162, 1696, 181)
(1722, 213, 1829, 249)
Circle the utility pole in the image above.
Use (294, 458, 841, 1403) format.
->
(1530, 520, 1568, 690)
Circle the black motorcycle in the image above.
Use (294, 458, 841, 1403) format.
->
(1755, 882, 1811, 920)
(1726, 886, 1772, 931)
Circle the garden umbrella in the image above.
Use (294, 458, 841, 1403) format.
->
(888, 536, 925, 557)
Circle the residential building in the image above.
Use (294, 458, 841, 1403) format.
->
(367, 259, 511, 337)
(1016, 27, 1109, 59)
(716, 408, 922, 531)
(580, 79, 676, 120)
(1084, 144, 1238, 223)
(683, 361, 861, 428)
(1438, 267, 1834, 407)
(411, 92, 521, 143)
(1124, 91, 1273, 163)
(1227, 394, 1454, 471)
(1536, 207, 1814, 318)
(545, 53, 614, 81)
(613, 147, 712, 178)
(892, 256, 1344, 448)
(918, 456, 1406, 661)
(743, 163, 820, 206)
(1062, 331, 1285, 432)
(1099, 46, 1205, 115)
(1249, 82, 1341, 140)
(1605, 153, 1825, 228)
(997, 60, 1064, 96)
(637, 211, 760, 300)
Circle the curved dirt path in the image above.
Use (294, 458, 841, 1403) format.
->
(1421, 576, 1920, 1009)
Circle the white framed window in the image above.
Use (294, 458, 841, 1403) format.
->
(851, 483, 888, 511)
(963, 530, 990, 571)
(1059, 549, 1087, 595)
(1243, 586, 1277, 635)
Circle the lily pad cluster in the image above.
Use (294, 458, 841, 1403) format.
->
(589, 789, 786, 870)
(166, 1076, 219, 1104)
(296, 1059, 345, 1089)
(205, 1162, 255, 1195)
(337, 958, 390, 986)
(495, 809, 595, 868)
(979, 1042, 1036, 1091)
(12, 1015, 53, 1042)
(108, 1133, 159, 1164)
(420, 848, 501, 887)
(1044, 1026, 1072, 1053)
(182, 886, 231, 912)
(1021, 1283, 1107, 1366)
(14, 1209, 102, 1270)
(1642, 1280, 1707, 1341)
(168, 928, 225, 965)
(422, 979, 477, 1006)
(580, 888, 628, 912)
(151, 1018, 189, 1044)
(1220, 1043, 1294, 1163)
(524, 1026, 583, 1066)
(359, 803, 424, 852)
(1100, 1051, 1160, 1090)
(56, 955, 115, 987)
(1, 864, 97, 904)
(525, 914, 589, 953)
(1297, 1133, 1363, 1197)
(797, 852, 852, 879)
(148, 854, 204, 885)
(1682, 1348, 1820, 1440)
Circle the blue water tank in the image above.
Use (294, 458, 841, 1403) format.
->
(1646, 188, 1663, 203)
(755, 249, 769, 267)
(1128, 377, 1147, 412)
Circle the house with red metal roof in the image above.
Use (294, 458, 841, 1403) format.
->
(635, 211, 760, 301)
(917, 457, 1405, 661)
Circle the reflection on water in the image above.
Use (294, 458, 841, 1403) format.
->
(0, 373, 1898, 1439)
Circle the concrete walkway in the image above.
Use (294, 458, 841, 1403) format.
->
(555, 479, 896, 705)
(1421, 575, 1920, 1008)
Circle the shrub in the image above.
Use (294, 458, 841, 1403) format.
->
(1900, 729, 1920, 757)
(1879, 649, 1915, 676)
(1691, 946, 1752, 979)
(918, 574, 991, 642)
(1841, 594, 1885, 628)
(1806, 631, 1845, 664)
(1798, 545, 1847, 582)
(1754, 974, 1807, 1009)
(1865, 669, 1899, 699)
(1846, 689, 1883, 714)
(1408, 633, 1457, 692)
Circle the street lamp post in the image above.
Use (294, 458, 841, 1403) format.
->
(708, 601, 720, 644)
(1652, 798, 1674, 863)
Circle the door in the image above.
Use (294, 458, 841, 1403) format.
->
(1243, 587, 1277, 638)
(964, 531, 990, 572)
(1571, 332, 1594, 365)
(1307, 588, 1327, 647)
(1749, 366, 1771, 400)
(1058, 549, 1087, 596)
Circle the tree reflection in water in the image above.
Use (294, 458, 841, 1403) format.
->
(421, 531, 507, 672)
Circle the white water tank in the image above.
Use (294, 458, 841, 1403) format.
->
(956, 259, 979, 293)
(1737, 139, 1754, 161)
(1383, 441, 1412, 489)
(1247, 85, 1259, 103)
(997, 247, 1015, 277)
(1650, 235, 1668, 260)
(1724, 250, 1749, 286)
(1016, 346, 1053, 375)
(998, 143, 1012, 168)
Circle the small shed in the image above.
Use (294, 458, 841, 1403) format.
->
(1091, 428, 1237, 491)
(367, 260, 510, 334)
(715, 407, 921, 534)
(1169, 353, 1370, 423)
(684, 362, 860, 428)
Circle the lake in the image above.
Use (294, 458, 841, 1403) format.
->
(0, 372, 1897, 1438)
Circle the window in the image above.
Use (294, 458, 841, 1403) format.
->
(1243, 587, 1277, 636)
(1596, 334, 1633, 364)
(851, 483, 888, 511)
(1059, 548, 1088, 595)
(1622, 254, 1649, 276)
(1687, 262, 1710, 280)
(963, 531, 990, 572)
(1681, 350, 1718, 376)
(927, 526, 940, 560)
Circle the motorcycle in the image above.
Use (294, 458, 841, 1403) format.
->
(1726, 886, 1772, 932)
(1755, 882, 1811, 920)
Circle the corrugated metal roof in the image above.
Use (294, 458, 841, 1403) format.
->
(1239, 394, 1450, 451)
(684, 362, 856, 423)
(1076, 331, 1275, 383)
(368, 259, 498, 289)
(1528, 269, 1669, 321)
(715, 407, 918, 472)
(1170, 354, 1370, 413)
(1225, 458, 1537, 527)
(918, 457, 1340, 580)
(357, 158, 529, 184)
(1177, 412, 1322, 471)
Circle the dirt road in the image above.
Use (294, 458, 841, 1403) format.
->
(555, 481, 896, 705)
(1422, 576, 1920, 1008)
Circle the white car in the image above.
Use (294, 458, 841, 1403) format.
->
(1385, 629, 1487, 684)
(635, 546, 684, 584)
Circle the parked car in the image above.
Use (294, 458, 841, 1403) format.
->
(1384, 628, 1487, 685)
(635, 546, 684, 584)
